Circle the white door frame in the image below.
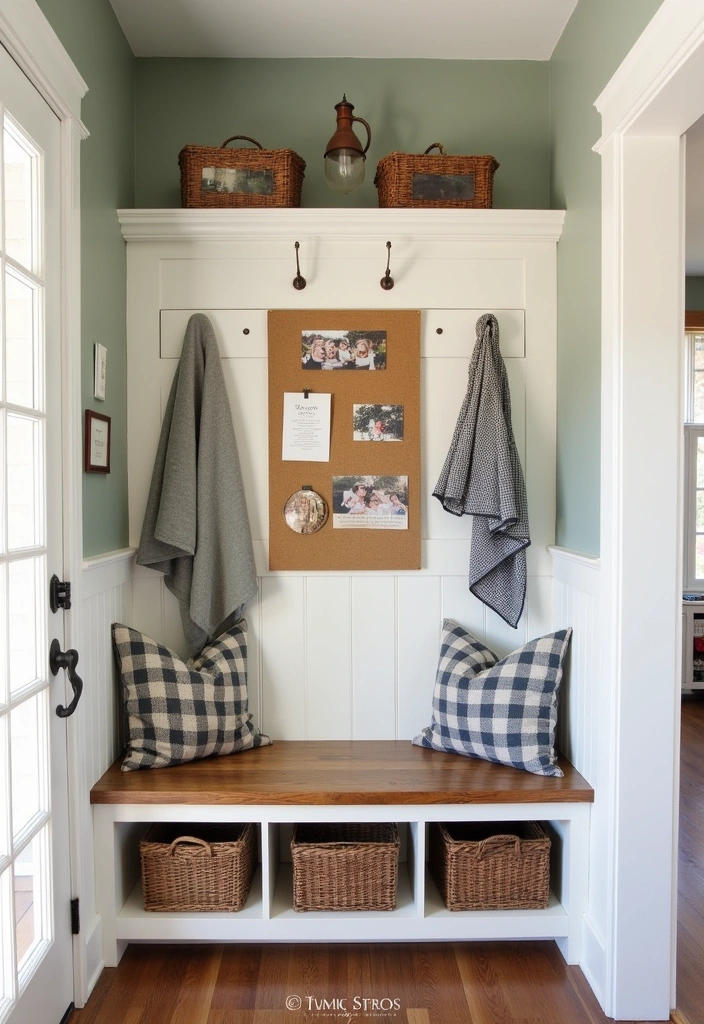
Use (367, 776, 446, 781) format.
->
(594, 0, 704, 1017)
(0, 0, 88, 1007)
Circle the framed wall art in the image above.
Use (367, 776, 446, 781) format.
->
(268, 309, 421, 571)
(84, 409, 111, 473)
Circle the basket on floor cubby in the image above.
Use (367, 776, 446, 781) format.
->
(374, 144, 498, 209)
(178, 135, 305, 208)
(429, 820, 551, 911)
(140, 822, 257, 912)
(291, 822, 400, 911)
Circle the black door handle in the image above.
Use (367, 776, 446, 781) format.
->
(50, 639, 84, 718)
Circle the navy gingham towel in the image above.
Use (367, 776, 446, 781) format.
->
(413, 619, 572, 777)
(432, 313, 530, 628)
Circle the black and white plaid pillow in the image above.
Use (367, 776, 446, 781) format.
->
(413, 618, 572, 777)
(112, 619, 271, 771)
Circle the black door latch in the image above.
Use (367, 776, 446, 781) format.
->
(49, 574, 72, 613)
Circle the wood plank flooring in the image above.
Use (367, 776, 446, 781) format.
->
(72, 940, 662, 1024)
(677, 698, 704, 1024)
(69, 702, 704, 1024)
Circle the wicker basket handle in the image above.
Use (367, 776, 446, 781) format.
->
(423, 143, 446, 156)
(475, 834, 521, 860)
(167, 835, 213, 857)
(221, 135, 264, 150)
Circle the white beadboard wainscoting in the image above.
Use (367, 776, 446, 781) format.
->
(78, 550, 133, 993)
(133, 564, 553, 742)
(550, 545, 604, 1005)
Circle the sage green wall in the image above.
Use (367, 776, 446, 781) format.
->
(36, 0, 134, 557)
(686, 276, 704, 310)
(134, 59, 549, 209)
(549, 0, 664, 556)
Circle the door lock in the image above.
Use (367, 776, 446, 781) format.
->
(49, 574, 72, 613)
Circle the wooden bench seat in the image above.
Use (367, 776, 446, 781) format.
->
(90, 740, 594, 806)
(90, 740, 593, 970)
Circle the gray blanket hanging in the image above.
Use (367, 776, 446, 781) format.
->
(432, 313, 530, 628)
(136, 313, 258, 652)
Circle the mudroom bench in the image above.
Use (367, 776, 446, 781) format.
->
(90, 741, 593, 968)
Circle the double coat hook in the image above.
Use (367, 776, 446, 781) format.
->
(292, 240, 394, 289)
(292, 241, 306, 290)
(380, 241, 394, 290)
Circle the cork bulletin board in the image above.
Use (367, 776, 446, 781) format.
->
(268, 309, 421, 571)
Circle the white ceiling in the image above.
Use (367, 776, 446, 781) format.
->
(107, 0, 580, 60)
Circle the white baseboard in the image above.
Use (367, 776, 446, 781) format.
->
(580, 914, 607, 1013)
(79, 913, 104, 1008)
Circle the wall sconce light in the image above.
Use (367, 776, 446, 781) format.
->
(323, 95, 371, 195)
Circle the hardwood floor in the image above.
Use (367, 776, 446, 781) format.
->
(71, 940, 663, 1024)
(677, 698, 704, 1024)
(69, 704, 704, 1024)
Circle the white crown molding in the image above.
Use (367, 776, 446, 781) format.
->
(117, 207, 566, 244)
(594, 0, 704, 148)
(0, 0, 88, 132)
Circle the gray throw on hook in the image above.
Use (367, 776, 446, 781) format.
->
(432, 313, 530, 628)
(136, 313, 258, 653)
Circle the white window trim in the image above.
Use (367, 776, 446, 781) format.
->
(0, 0, 89, 1008)
(683, 423, 704, 591)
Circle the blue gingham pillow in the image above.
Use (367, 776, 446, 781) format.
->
(413, 618, 572, 777)
(112, 619, 271, 771)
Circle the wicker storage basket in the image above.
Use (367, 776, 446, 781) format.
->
(429, 821, 550, 911)
(140, 822, 257, 912)
(178, 135, 305, 209)
(291, 822, 400, 912)
(374, 143, 498, 209)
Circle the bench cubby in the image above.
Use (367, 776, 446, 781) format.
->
(91, 741, 593, 966)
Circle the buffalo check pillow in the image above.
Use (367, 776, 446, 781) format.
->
(413, 619, 572, 777)
(112, 619, 271, 771)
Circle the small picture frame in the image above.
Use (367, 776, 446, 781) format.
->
(94, 343, 107, 401)
(84, 409, 111, 473)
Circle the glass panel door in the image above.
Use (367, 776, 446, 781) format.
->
(0, 42, 72, 1024)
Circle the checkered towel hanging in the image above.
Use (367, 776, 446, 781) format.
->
(432, 313, 530, 628)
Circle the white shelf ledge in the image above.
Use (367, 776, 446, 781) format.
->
(117, 207, 566, 244)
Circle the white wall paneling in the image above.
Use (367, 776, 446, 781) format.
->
(122, 210, 564, 742)
(549, 546, 603, 1005)
(78, 550, 132, 994)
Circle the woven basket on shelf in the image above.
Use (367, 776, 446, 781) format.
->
(140, 822, 257, 912)
(178, 135, 305, 209)
(291, 822, 400, 912)
(374, 144, 498, 209)
(429, 821, 550, 911)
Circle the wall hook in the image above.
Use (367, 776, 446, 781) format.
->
(380, 240, 394, 290)
(293, 241, 306, 290)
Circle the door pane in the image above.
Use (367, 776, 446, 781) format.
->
(0, 716, 7, 860)
(10, 693, 46, 841)
(14, 855, 33, 966)
(8, 558, 42, 696)
(6, 416, 42, 551)
(0, 868, 14, 1010)
(3, 124, 34, 272)
(14, 829, 48, 979)
(5, 271, 39, 411)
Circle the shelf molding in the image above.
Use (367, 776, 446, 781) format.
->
(117, 208, 566, 244)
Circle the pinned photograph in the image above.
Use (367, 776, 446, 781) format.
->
(353, 404, 403, 441)
(333, 475, 408, 530)
(301, 330, 387, 370)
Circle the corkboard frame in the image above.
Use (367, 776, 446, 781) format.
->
(268, 309, 421, 571)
